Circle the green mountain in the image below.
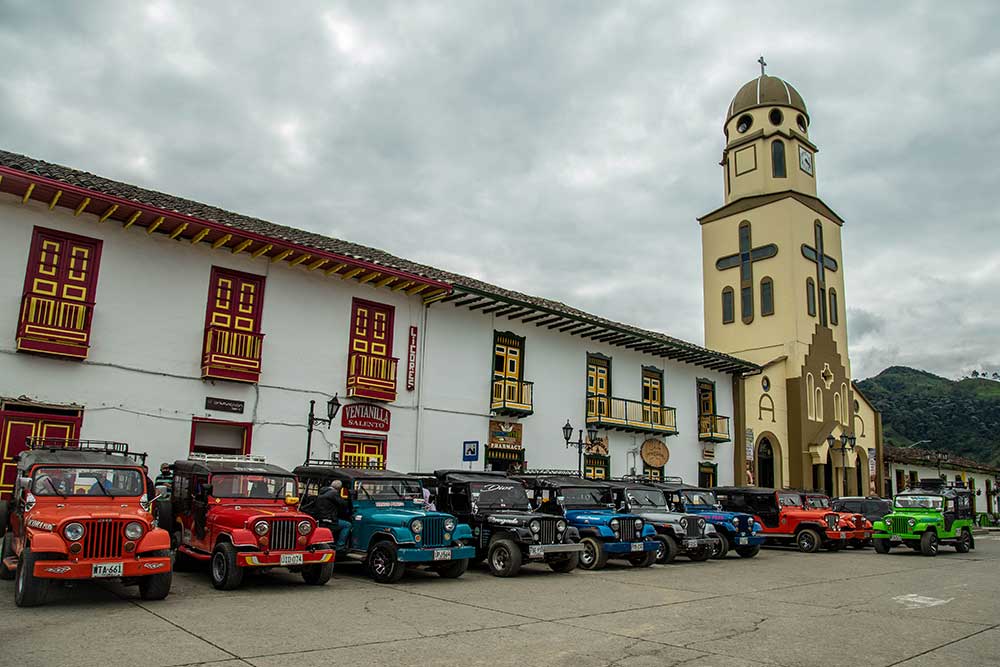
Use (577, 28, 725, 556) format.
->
(857, 366, 1000, 466)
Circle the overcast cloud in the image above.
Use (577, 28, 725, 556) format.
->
(1, 0, 997, 380)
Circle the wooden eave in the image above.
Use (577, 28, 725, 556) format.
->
(0, 166, 451, 297)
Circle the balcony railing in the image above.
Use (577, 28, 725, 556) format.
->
(347, 351, 398, 402)
(586, 395, 678, 435)
(698, 414, 731, 442)
(16, 293, 94, 359)
(491, 378, 534, 416)
(202, 326, 265, 383)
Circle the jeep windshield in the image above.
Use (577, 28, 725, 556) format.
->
(681, 490, 719, 507)
(625, 488, 670, 509)
(356, 478, 423, 501)
(211, 474, 297, 499)
(32, 466, 144, 497)
(777, 492, 803, 507)
(560, 486, 613, 508)
(895, 495, 944, 511)
(805, 495, 831, 509)
(470, 482, 530, 510)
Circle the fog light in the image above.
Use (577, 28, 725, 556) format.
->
(415, 534, 421, 543)
(69, 542, 82, 554)
(124, 541, 136, 552)
(444, 533, 451, 541)
(259, 536, 269, 548)
(298, 535, 307, 545)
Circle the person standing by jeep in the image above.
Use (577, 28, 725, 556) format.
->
(311, 480, 352, 548)
(155, 463, 174, 495)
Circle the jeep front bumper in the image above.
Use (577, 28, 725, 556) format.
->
(823, 529, 871, 541)
(525, 542, 585, 559)
(33, 555, 172, 579)
(241, 550, 335, 568)
(729, 533, 766, 547)
(396, 544, 476, 563)
(676, 536, 715, 552)
(604, 540, 659, 555)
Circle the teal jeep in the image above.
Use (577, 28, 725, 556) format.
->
(873, 479, 976, 557)
(294, 461, 475, 583)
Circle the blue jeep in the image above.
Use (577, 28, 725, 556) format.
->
(657, 481, 763, 558)
(294, 461, 475, 583)
(513, 473, 659, 570)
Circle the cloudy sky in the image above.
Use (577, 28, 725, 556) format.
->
(1, 1, 997, 380)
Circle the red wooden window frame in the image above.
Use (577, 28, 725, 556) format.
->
(17, 226, 104, 360)
(188, 417, 253, 455)
(346, 298, 398, 402)
(339, 431, 387, 469)
(201, 267, 266, 383)
(0, 406, 84, 499)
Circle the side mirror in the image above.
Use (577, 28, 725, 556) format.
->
(141, 492, 163, 512)
(17, 476, 31, 490)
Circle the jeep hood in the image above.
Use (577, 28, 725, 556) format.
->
(633, 510, 685, 524)
(210, 504, 309, 529)
(358, 508, 456, 528)
(27, 502, 152, 527)
(485, 511, 539, 525)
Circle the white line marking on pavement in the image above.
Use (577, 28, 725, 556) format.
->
(892, 594, 954, 609)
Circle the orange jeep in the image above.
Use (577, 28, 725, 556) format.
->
(0, 438, 172, 607)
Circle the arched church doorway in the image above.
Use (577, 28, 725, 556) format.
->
(855, 452, 865, 496)
(757, 438, 775, 488)
(812, 450, 834, 495)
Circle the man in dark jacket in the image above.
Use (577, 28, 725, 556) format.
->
(312, 480, 351, 548)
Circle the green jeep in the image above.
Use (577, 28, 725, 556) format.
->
(873, 478, 975, 557)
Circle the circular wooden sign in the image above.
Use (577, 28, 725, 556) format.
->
(641, 439, 669, 468)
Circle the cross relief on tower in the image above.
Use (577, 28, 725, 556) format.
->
(714, 221, 777, 324)
(801, 221, 839, 327)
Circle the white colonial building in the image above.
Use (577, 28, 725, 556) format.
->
(0, 149, 755, 498)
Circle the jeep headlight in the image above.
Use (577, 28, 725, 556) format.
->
(297, 520, 312, 536)
(679, 518, 688, 529)
(253, 520, 269, 536)
(124, 522, 144, 540)
(907, 518, 916, 528)
(732, 517, 740, 528)
(697, 518, 706, 530)
(556, 520, 566, 532)
(634, 518, 643, 530)
(529, 519, 541, 533)
(64, 522, 85, 542)
(444, 518, 456, 532)
(609, 518, 620, 531)
(411, 519, 423, 534)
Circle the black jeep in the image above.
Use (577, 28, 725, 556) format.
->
(424, 470, 583, 577)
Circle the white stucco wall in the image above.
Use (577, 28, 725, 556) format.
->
(885, 461, 996, 513)
(1, 195, 739, 486)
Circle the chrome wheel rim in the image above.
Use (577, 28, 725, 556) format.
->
(211, 552, 225, 582)
(491, 546, 509, 571)
(799, 534, 813, 550)
(371, 549, 389, 576)
(655, 541, 665, 561)
(581, 541, 595, 566)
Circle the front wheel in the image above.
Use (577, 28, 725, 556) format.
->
(367, 541, 405, 583)
(687, 546, 711, 562)
(14, 547, 50, 607)
(435, 558, 469, 579)
(735, 545, 760, 558)
(628, 548, 657, 568)
(487, 538, 522, 577)
(954, 529, 972, 554)
(547, 552, 579, 573)
(301, 562, 334, 585)
(0, 532, 15, 581)
(824, 540, 844, 552)
(654, 535, 678, 564)
(211, 542, 244, 590)
(796, 528, 821, 553)
(578, 537, 609, 570)
(873, 538, 891, 554)
(709, 535, 729, 559)
(920, 531, 939, 557)
(138, 551, 172, 600)
(849, 539, 866, 550)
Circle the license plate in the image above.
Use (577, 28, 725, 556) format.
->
(280, 553, 303, 566)
(433, 549, 452, 561)
(92, 562, 123, 578)
(630, 542, 644, 552)
(890, 535, 902, 543)
(684, 540, 698, 549)
(737, 537, 748, 545)
(529, 545, 544, 557)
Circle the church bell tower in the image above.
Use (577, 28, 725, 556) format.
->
(699, 62, 882, 497)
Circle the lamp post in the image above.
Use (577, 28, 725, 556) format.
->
(931, 450, 950, 478)
(826, 433, 856, 496)
(306, 394, 341, 462)
(562, 419, 599, 478)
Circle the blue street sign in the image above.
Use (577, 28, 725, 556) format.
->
(462, 440, 479, 462)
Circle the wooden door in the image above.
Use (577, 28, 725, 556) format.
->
(25, 228, 102, 305)
(697, 381, 715, 416)
(351, 299, 394, 358)
(341, 435, 386, 469)
(1, 410, 81, 499)
(494, 340, 522, 402)
(642, 372, 662, 424)
(587, 357, 609, 417)
(206, 268, 264, 333)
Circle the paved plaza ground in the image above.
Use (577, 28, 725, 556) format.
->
(2, 536, 999, 667)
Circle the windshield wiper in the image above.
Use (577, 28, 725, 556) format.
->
(92, 481, 111, 498)
(44, 477, 66, 499)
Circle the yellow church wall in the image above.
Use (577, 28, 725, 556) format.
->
(740, 363, 791, 487)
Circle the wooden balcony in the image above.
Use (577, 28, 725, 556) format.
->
(698, 414, 731, 443)
(16, 293, 94, 360)
(347, 351, 398, 402)
(491, 378, 534, 417)
(586, 395, 678, 435)
(202, 326, 265, 383)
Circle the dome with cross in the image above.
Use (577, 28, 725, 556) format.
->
(727, 74, 808, 124)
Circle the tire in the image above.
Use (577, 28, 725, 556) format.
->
(796, 528, 821, 553)
(547, 552, 579, 573)
(435, 558, 469, 579)
(849, 540, 866, 550)
(367, 540, 405, 583)
(14, 547, 50, 607)
(687, 546, 711, 562)
(0, 532, 14, 581)
(873, 538, 891, 554)
(138, 551, 172, 600)
(487, 538, 522, 578)
(301, 563, 334, 585)
(154, 501, 173, 532)
(824, 540, 844, 551)
(210, 542, 244, 590)
(709, 534, 729, 559)
(954, 529, 972, 554)
(628, 548, 658, 568)
(919, 531, 939, 557)
(0, 500, 9, 537)
(654, 535, 678, 564)
(735, 545, 760, 558)
(578, 537, 609, 570)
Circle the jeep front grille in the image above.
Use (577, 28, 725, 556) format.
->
(422, 517, 446, 547)
(81, 520, 125, 560)
(270, 519, 297, 551)
(685, 517, 701, 538)
(618, 518, 639, 541)
(825, 515, 838, 531)
(539, 517, 558, 544)
(739, 516, 753, 533)
(890, 516, 911, 533)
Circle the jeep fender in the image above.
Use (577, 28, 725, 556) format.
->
(576, 526, 602, 539)
(137, 528, 171, 554)
(226, 529, 258, 548)
(27, 531, 67, 555)
(453, 523, 473, 541)
(654, 525, 679, 539)
(564, 526, 581, 542)
(488, 528, 522, 544)
(640, 524, 657, 539)
(309, 526, 334, 545)
(795, 522, 824, 534)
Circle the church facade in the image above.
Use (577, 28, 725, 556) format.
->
(700, 72, 884, 496)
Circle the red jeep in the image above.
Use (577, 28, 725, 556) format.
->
(157, 454, 334, 589)
(715, 487, 848, 553)
(804, 492, 873, 549)
(0, 439, 172, 607)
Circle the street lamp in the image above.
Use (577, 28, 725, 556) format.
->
(826, 433, 856, 497)
(306, 394, 341, 462)
(563, 419, 599, 477)
(931, 450, 950, 478)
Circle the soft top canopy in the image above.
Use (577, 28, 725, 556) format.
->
(653, 481, 705, 493)
(434, 469, 512, 484)
(293, 464, 415, 483)
(19, 449, 146, 470)
(174, 457, 293, 477)
(714, 486, 783, 496)
(511, 474, 609, 489)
